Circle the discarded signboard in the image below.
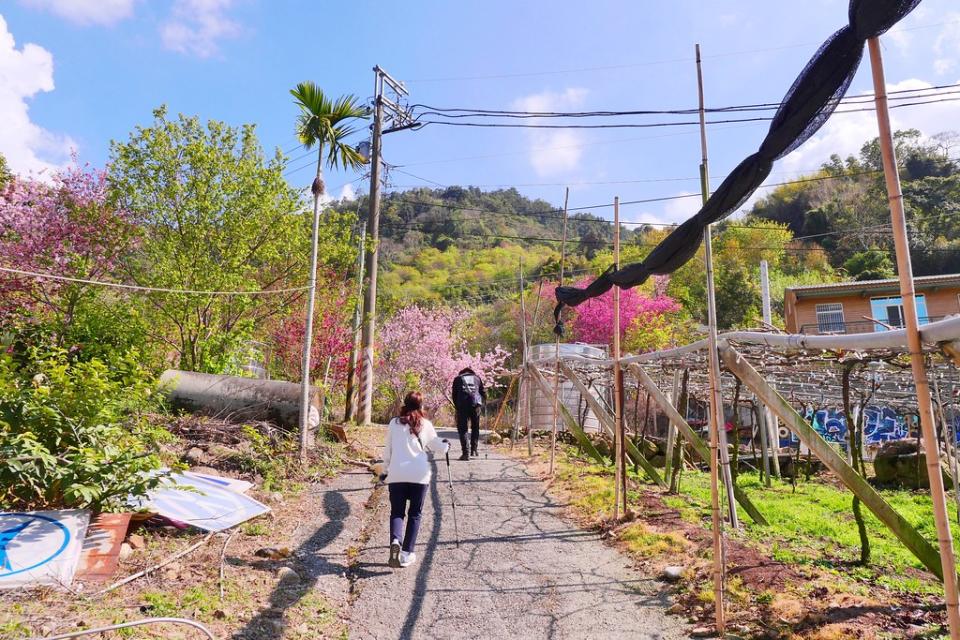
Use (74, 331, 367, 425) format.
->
(182, 470, 252, 494)
(132, 473, 269, 532)
(0, 510, 90, 589)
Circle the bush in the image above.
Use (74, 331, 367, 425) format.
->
(0, 346, 170, 512)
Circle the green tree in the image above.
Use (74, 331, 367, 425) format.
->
(843, 249, 895, 281)
(109, 106, 356, 372)
(290, 82, 367, 454)
(0, 153, 10, 188)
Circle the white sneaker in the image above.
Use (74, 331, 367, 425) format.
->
(389, 539, 401, 568)
(399, 551, 416, 567)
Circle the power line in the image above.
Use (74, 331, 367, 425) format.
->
(0, 266, 310, 296)
(380, 168, 885, 222)
(409, 95, 960, 130)
(403, 19, 959, 83)
(395, 121, 765, 168)
(412, 83, 960, 119)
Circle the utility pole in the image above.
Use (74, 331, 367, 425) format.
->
(760, 260, 772, 326)
(343, 224, 366, 422)
(358, 66, 414, 425)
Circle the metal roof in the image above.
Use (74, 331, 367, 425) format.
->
(787, 273, 960, 298)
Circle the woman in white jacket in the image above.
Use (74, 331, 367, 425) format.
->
(382, 391, 449, 568)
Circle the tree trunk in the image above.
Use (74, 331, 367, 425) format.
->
(843, 363, 871, 565)
(299, 145, 325, 460)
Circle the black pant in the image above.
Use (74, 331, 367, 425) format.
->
(389, 482, 428, 553)
(456, 405, 481, 455)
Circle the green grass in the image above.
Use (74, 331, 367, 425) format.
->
(552, 442, 960, 596)
(670, 470, 960, 594)
(620, 522, 688, 558)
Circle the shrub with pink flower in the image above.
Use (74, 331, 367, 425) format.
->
(271, 275, 354, 387)
(567, 278, 681, 348)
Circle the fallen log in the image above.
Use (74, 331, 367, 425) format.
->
(159, 370, 320, 431)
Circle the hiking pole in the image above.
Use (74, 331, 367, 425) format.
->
(444, 449, 461, 548)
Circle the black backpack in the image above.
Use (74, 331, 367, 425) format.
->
(458, 374, 483, 408)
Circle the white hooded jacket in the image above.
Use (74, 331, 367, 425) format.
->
(382, 417, 446, 484)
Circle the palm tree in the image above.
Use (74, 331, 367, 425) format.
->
(291, 82, 368, 459)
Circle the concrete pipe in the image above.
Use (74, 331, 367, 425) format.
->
(159, 370, 320, 431)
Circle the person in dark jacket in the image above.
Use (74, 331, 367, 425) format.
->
(452, 367, 486, 460)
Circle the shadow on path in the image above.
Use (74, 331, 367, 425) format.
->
(232, 483, 389, 639)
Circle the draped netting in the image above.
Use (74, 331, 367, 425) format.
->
(553, 0, 922, 335)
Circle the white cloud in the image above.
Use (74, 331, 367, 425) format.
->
(338, 182, 356, 201)
(884, 21, 912, 54)
(661, 191, 700, 223)
(782, 78, 960, 173)
(511, 88, 588, 177)
(0, 15, 74, 176)
(933, 14, 960, 76)
(19, 0, 135, 26)
(160, 0, 240, 58)
(318, 181, 357, 206)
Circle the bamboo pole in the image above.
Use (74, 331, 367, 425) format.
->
(767, 398, 782, 479)
(696, 41, 727, 635)
(947, 382, 960, 526)
(719, 340, 947, 580)
(629, 363, 768, 526)
(665, 370, 681, 483)
(557, 361, 667, 488)
(549, 188, 570, 476)
(868, 38, 960, 638)
(613, 196, 625, 518)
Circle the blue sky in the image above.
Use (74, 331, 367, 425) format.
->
(2, 0, 959, 225)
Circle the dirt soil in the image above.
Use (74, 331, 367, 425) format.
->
(523, 446, 949, 640)
(0, 422, 386, 640)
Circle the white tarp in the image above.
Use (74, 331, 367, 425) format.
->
(0, 510, 90, 589)
(133, 472, 269, 532)
(181, 470, 253, 494)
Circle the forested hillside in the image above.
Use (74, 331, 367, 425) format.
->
(747, 129, 960, 279)
(334, 187, 625, 311)
(335, 185, 836, 332)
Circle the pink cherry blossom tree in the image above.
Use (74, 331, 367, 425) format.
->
(378, 305, 510, 417)
(0, 164, 134, 323)
(271, 274, 354, 386)
(568, 277, 681, 348)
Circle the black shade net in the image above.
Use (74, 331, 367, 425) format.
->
(553, 0, 922, 335)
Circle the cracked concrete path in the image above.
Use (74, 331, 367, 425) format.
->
(346, 430, 688, 640)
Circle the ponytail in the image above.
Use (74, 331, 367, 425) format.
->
(399, 391, 425, 437)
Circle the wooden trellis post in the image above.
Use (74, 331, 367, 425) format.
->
(514, 258, 528, 449)
(549, 188, 570, 476)
(613, 196, 626, 518)
(664, 370, 681, 483)
(629, 363, 767, 526)
(528, 363, 605, 466)
(719, 340, 948, 580)
(557, 361, 667, 489)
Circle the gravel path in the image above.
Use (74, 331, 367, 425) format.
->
(347, 430, 688, 640)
